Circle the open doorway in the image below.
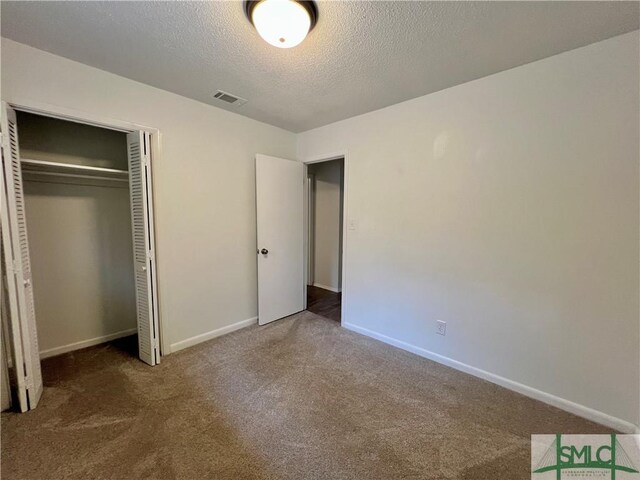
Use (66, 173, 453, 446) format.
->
(16, 111, 140, 362)
(255, 153, 347, 327)
(305, 158, 344, 322)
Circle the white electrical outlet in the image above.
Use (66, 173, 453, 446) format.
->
(436, 320, 446, 336)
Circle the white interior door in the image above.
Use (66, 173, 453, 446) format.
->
(1, 274, 12, 411)
(127, 131, 160, 366)
(1, 103, 43, 411)
(256, 154, 304, 325)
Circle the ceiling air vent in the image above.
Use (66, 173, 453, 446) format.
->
(213, 90, 248, 107)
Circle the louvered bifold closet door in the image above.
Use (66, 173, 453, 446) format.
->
(0, 103, 43, 411)
(127, 131, 160, 366)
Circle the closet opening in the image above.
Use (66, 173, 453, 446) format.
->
(1, 103, 161, 412)
(305, 157, 344, 322)
(19, 111, 138, 360)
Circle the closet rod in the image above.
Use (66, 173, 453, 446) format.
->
(21, 158, 129, 175)
(22, 170, 129, 183)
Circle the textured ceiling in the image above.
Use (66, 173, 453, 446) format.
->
(2, 1, 638, 132)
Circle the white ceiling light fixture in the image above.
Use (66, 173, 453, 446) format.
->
(244, 0, 318, 49)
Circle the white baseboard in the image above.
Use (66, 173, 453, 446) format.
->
(170, 317, 257, 353)
(39, 328, 137, 359)
(312, 283, 341, 293)
(343, 322, 638, 434)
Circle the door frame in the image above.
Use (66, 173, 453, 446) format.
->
(302, 152, 349, 325)
(1, 98, 168, 356)
(306, 172, 315, 286)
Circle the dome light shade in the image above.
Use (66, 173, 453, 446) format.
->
(245, 0, 318, 49)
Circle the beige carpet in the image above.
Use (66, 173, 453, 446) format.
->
(2, 311, 611, 479)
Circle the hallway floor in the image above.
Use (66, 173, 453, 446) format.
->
(306, 285, 341, 322)
(2, 312, 610, 480)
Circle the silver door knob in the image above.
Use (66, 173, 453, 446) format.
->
(261, 248, 269, 255)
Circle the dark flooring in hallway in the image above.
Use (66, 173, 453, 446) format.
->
(306, 285, 341, 322)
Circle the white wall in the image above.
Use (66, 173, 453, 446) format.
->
(1, 38, 297, 351)
(308, 160, 343, 291)
(298, 31, 640, 428)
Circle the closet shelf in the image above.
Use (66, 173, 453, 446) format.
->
(21, 158, 129, 183)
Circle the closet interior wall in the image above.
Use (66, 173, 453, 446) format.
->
(17, 112, 137, 358)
